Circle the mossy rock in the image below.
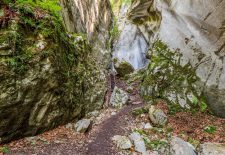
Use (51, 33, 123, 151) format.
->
(114, 58, 134, 77)
(0, 2, 107, 144)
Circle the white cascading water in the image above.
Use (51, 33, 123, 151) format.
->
(112, 5, 149, 70)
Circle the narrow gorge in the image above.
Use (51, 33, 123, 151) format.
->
(0, 0, 225, 155)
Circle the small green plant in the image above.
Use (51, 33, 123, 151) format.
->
(191, 96, 208, 112)
(0, 145, 10, 153)
(15, 0, 61, 16)
(204, 125, 217, 134)
(131, 107, 149, 116)
(144, 138, 167, 151)
(188, 137, 200, 148)
(133, 129, 147, 135)
(166, 126, 173, 133)
(110, 18, 120, 41)
(141, 40, 207, 112)
(168, 103, 184, 115)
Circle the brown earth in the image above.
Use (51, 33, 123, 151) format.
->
(1, 76, 225, 155)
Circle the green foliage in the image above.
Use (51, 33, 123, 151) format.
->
(133, 129, 147, 135)
(191, 96, 208, 112)
(144, 138, 167, 151)
(110, 18, 120, 42)
(188, 137, 200, 148)
(15, 0, 61, 16)
(166, 126, 173, 133)
(141, 40, 206, 112)
(110, 0, 132, 9)
(168, 103, 185, 115)
(0, 145, 10, 153)
(132, 107, 149, 116)
(1, 1, 64, 74)
(204, 125, 217, 134)
(1, 2, 98, 104)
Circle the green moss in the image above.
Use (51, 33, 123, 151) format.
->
(204, 125, 217, 134)
(114, 59, 134, 77)
(0, 2, 98, 104)
(141, 40, 206, 111)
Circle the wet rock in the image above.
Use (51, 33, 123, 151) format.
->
(129, 132, 147, 154)
(112, 3, 149, 70)
(74, 119, 91, 133)
(112, 135, 132, 150)
(170, 136, 196, 155)
(114, 58, 134, 77)
(149, 106, 167, 126)
(199, 143, 225, 155)
(110, 86, 129, 108)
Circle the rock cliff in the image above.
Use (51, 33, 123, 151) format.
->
(128, 0, 225, 117)
(0, 0, 112, 143)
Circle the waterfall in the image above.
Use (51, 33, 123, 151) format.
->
(112, 5, 149, 70)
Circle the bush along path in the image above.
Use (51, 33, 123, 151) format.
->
(1, 76, 225, 155)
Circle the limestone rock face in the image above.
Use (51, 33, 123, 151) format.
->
(0, 0, 112, 143)
(112, 2, 149, 70)
(128, 0, 225, 117)
(60, 0, 113, 69)
(199, 143, 225, 155)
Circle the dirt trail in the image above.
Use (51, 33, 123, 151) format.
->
(8, 77, 145, 155)
(85, 103, 144, 155)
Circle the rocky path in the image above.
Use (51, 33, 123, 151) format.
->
(7, 77, 146, 155)
(9, 105, 144, 155)
(5, 76, 225, 155)
(85, 103, 144, 155)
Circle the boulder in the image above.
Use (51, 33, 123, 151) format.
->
(129, 132, 147, 154)
(74, 119, 91, 133)
(144, 123, 153, 129)
(169, 137, 196, 155)
(112, 135, 132, 150)
(149, 106, 167, 126)
(199, 143, 225, 155)
(114, 58, 134, 77)
(110, 86, 129, 108)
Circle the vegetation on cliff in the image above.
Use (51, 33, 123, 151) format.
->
(0, 0, 106, 143)
(141, 40, 208, 112)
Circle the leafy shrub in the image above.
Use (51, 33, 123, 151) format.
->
(0, 145, 10, 153)
(204, 125, 216, 134)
